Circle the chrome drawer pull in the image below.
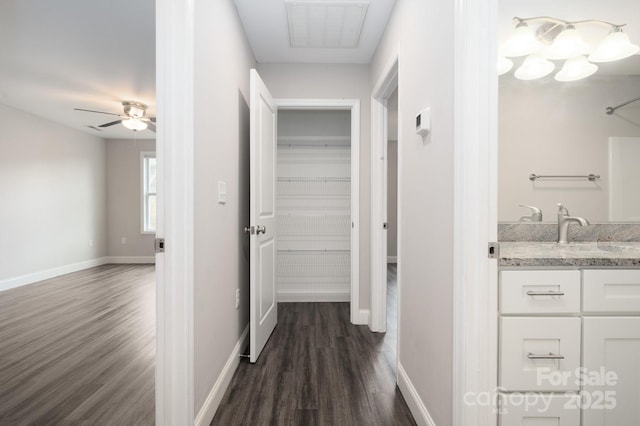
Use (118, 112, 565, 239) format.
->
(526, 290, 565, 296)
(527, 352, 565, 360)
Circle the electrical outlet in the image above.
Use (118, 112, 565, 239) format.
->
(218, 181, 227, 204)
(235, 289, 240, 309)
(121, 237, 127, 245)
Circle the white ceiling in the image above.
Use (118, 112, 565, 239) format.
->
(498, 0, 640, 77)
(0, 0, 156, 139)
(2, 0, 637, 139)
(233, 0, 396, 63)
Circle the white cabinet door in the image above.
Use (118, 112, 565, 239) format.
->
(582, 317, 640, 426)
(500, 317, 581, 391)
(499, 393, 580, 426)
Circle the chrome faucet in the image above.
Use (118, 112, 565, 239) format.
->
(557, 203, 589, 244)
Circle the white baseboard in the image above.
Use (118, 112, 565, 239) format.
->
(0, 257, 109, 293)
(387, 256, 398, 263)
(353, 308, 370, 325)
(195, 325, 249, 426)
(105, 256, 156, 264)
(277, 289, 350, 302)
(397, 363, 436, 426)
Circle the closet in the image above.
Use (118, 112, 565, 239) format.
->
(276, 110, 351, 302)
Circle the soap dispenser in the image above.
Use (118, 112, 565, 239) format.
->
(519, 204, 543, 222)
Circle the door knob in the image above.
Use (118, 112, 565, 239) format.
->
(244, 226, 254, 235)
(256, 225, 266, 235)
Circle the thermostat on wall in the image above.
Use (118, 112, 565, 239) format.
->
(416, 107, 431, 136)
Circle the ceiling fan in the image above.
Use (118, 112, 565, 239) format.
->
(75, 101, 156, 132)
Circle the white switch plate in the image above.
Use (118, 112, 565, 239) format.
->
(235, 289, 240, 309)
(218, 181, 227, 204)
(121, 237, 127, 245)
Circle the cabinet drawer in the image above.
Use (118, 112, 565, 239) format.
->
(583, 269, 640, 313)
(500, 270, 581, 314)
(500, 317, 581, 391)
(499, 393, 580, 426)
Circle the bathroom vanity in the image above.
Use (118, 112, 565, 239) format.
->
(497, 239, 640, 425)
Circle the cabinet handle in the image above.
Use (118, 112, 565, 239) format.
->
(526, 290, 565, 296)
(527, 352, 565, 360)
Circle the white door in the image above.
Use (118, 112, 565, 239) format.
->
(583, 317, 640, 426)
(249, 69, 278, 363)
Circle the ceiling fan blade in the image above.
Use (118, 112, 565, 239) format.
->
(99, 119, 123, 128)
(74, 108, 122, 117)
(147, 122, 156, 133)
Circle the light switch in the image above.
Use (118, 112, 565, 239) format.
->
(218, 181, 227, 204)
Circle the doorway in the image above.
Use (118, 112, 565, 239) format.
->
(275, 100, 361, 323)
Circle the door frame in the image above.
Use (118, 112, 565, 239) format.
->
(274, 99, 362, 325)
(370, 57, 398, 333)
(156, 0, 195, 424)
(452, 0, 498, 424)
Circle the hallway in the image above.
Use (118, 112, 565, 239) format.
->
(212, 264, 412, 425)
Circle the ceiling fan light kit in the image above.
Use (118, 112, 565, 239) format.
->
(499, 16, 639, 82)
(74, 100, 155, 133)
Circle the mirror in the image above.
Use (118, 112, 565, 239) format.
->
(498, 0, 640, 223)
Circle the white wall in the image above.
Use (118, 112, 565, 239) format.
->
(106, 139, 156, 258)
(0, 103, 107, 282)
(257, 63, 372, 309)
(193, 0, 256, 417)
(499, 76, 640, 222)
(371, 0, 455, 423)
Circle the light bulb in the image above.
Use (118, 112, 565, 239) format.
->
(514, 54, 555, 80)
(122, 118, 148, 131)
(554, 56, 598, 82)
(588, 28, 640, 63)
(543, 25, 590, 60)
(497, 56, 514, 76)
(501, 22, 544, 57)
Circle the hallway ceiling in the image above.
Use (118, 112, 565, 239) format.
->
(233, 0, 396, 63)
(0, 0, 156, 139)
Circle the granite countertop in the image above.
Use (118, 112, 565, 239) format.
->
(499, 242, 640, 267)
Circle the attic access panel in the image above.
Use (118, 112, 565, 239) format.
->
(285, 1, 369, 48)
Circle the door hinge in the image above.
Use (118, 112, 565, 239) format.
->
(488, 242, 499, 259)
(383, 222, 388, 229)
(155, 238, 165, 253)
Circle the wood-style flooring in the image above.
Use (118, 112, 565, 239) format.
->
(0, 264, 155, 425)
(212, 263, 414, 426)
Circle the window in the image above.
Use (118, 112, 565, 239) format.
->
(141, 152, 157, 233)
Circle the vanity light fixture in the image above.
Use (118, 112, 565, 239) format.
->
(497, 56, 514, 76)
(122, 118, 148, 131)
(554, 55, 598, 82)
(588, 27, 640, 62)
(514, 54, 555, 80)
(499, 16, 639, 82)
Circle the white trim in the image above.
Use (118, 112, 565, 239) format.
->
(156, 0, 195, 424)
(0, 257, 108, 292)
(274, 98, 361, 326)
(397, 363, 436, 426)
(277, 289, 350, 302)
(194, 325, 249, 426)
(387, 256, 397, 263)
(106, 256, 156, 264)
(354, 308, 370, 325)
(452, 0, 498, 425)
(370, 57, 398, 333)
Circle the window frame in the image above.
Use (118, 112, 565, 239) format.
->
(141, 151, 157, 234)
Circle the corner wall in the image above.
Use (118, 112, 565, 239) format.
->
(371, 0, 455, 423)
(0, 103, 107, 287)
(193, 0, 256, 419)
(256, 63, 372, 310)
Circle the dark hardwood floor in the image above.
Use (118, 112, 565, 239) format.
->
(212, 263, 414, 426)
(0, 264, 155, 425)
